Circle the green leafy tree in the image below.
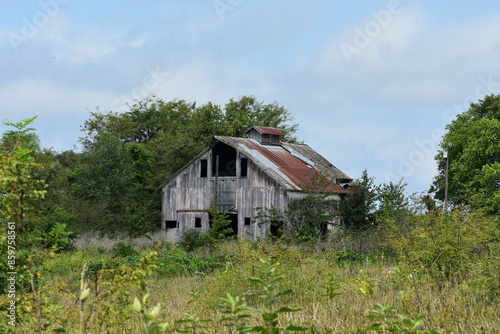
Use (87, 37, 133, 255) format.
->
(0, 117, 46, 247)
(341, 170, 378, 229)
(70, 133, 158, 235)
(205, 206, 234, 241)
(71, 133, 132, 204)
(0, 117, 74, 330)
(0, 116, 40, 153)
(82, 95, 297, 185)
(376, 179, 412, 225)
(81, 97, 196, 146)
(223, 95, 298, 141)
(430, 94, 500, 214)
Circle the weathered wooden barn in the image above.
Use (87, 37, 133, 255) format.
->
(159, 126, 352, 241)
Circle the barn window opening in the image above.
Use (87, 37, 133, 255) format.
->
(241, 158, 248, 177)
(244, 217, 251, 226)
(165, 220, 178, 229)
(270, 135, 280, 145)
(261, 134, 270, 144)
(212, 143, 237, 176)
(195, 217, 202, 228)
(200, 159, 208, 177)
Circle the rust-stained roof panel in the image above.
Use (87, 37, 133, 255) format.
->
(282, 142, 352, 182)
(215, 136, 350, 193)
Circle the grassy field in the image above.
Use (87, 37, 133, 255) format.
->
(2, 228, 499, 334)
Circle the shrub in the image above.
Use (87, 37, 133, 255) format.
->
(156, 245, 222, 276)
(112, 241, 141, 258)
(177, 229, 206, 252)
(389, 211, 499, 282)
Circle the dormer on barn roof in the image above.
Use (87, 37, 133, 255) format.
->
(245, 126, 285, 145)
(245, 126, 284, 145)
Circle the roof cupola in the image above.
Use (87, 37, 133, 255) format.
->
(245, 126, 284, 145)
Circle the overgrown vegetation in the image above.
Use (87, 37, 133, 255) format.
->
(1, 94, 499, 332)
(430, 93, 500, 215)
(2, 229, 499, 333)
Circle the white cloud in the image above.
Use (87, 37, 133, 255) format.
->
(129, 34, 150, 48)
(0, 79, 114, 119)
(40, 18, 119, 64)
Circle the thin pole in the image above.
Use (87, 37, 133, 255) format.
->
(444, 143, 449, 212)
(214, 155, 219, 208)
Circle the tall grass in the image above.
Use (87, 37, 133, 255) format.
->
(2, 221, 499, 333)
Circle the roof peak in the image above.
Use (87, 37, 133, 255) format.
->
(244, 126, 285, 136)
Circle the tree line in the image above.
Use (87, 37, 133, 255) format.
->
(1, 95, 298, 238)
(1, 93, 498, 243)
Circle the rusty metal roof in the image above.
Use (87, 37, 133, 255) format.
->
(245, 126, 285, 136)
(215, 136, 351, 193)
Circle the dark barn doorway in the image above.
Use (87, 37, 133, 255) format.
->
(208, 212, 239, 237)
(227, 213, 238, 236)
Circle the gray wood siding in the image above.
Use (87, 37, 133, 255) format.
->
(162, 147, 292, 239)
(216, 177, 236, 212)
(236, 159, 289, 239)
(162, 151, 213, 222)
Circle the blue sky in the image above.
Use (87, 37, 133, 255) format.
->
(1, 0, 500, 195)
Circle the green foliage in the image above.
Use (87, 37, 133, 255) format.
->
(206, 206, 234, 242)
(217, 258, 307, 334)
(175, 312, 213, 334)
(85, 243, 222, 280)
(285, 193, 339, 240)
(155, 245, 222, 276)
(112, 241, 141, 258)
(468, 162, 500, 215)
(42, 222, 74, 251)
(0, 116, 40, 153)
(133, 294, 169, 334)
(223, 95, 298, 141)
(177, 229, 207, 252)
(0, 117, 47, 241)
(353, 270, 376, 297)
(177, 207, 234, 252)
(0, 117, 52, 297)
(256, 174, 341, 240)
(33, 148, 83, 237)
(320, 277, 343, 299)
(70, 133, 159, 236)
(81, 251, 159, 333)
(388, 211, 500, 282)
(376, 180, 411, 223)
(364, 304, 442, 334)
(430, 93, 500, 214)
(255, 206, 285, 238)
(217, 293, 253, 332)
(342, 170, 378, 229)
